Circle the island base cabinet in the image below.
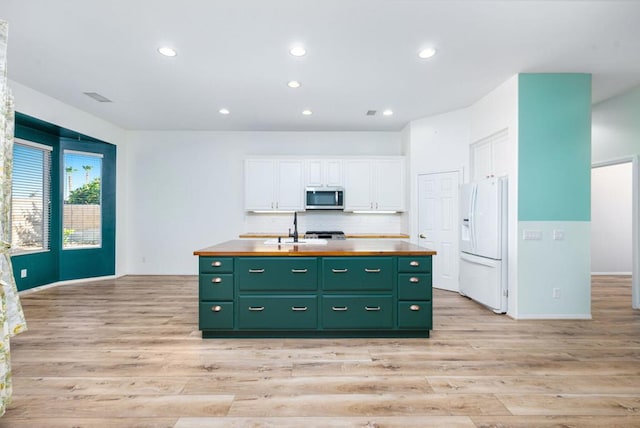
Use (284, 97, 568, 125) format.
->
(322, 296, 393, 329)
(238, 296, 318, 329)
(199, 302, 234, 330)
(397, 301, 433, 329)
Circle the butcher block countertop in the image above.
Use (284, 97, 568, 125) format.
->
(194, 239, 436, 257)
(239, 232, 410, 239)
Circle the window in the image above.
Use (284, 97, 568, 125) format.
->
(11, 140, 52, 254)
(63, 150, 103, 249)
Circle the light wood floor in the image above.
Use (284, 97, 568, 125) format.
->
(3, 275, 639, 427)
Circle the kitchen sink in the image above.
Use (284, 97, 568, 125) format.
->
(263, 238, 328, 245)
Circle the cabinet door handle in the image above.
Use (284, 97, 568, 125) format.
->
(248, 306, 265, 312)
(365, 306, 381, 311)
(211, 305, 223, 312)
(365, 268, 381, 273)
(291, 306, 308, 311)
(409, 277, 420, 283)
(332, 306, 348, 311)
(409, 261, 420, 267)
(211, 261, 222, 267)
(211, 277, 223, 284)
(409, 304, 421, 311)
(249, 269, 265, 273)
(332, 268, 348, 273)
(419, 234, 427, 239)
(291, 269, 308, 273)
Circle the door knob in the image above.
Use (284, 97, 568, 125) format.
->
(419, 234, 426, 239)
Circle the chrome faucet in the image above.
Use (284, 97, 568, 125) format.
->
(288, 212, 299, 243)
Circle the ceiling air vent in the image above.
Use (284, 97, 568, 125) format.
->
(366, 110, 377, 116)
(83, 92, 112, 103)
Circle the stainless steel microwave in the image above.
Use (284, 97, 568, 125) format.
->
(305, 187, 344, 210)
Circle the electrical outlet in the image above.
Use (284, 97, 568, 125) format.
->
(20, 269, 27, 278)
(553, 288, 560, 299)
(553, 229, 565, 241)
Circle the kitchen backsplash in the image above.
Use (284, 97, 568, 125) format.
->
(244, 211, 406, 234)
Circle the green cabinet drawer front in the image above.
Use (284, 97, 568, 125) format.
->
(199, 302, 234, 329)
(322, 296, 393, 329)
(397, 301, 432, 329)
(237, 258, 317, 291)
(238, 296, 318, 329)
(199, 274, 234, 300)
(397, 273, 432, 300)
(322, 257, 393, 291)
(398, 256, 432, 273)
(200, 257, 234, 273)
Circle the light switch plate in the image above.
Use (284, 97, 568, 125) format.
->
(553, 229, 565, 240)
(522, 230, 543, 240)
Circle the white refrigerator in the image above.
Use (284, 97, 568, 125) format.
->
(459, 177, 508, 313)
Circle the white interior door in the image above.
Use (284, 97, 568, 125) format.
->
(418, 171, 460, 292)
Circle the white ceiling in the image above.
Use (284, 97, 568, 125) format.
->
(3, 0, 640, 132)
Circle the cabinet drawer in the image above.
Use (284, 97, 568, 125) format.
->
(397, 301, 432, 329)
(238, 296, 318, 329)
(237, 258, 317, 291)
(199, 302, 234, 329)
(322, 257, 393, 291)
(397, 273, 432, 300)
(398, 256, 432, 273)
(322, 295, 393, 329)
(199, 274, 234, 301)
(200, 257, 234, 274)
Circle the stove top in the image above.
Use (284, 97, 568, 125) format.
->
(304, 230, 346, 240)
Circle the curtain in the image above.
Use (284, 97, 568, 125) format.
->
(0, 19, 28, 417)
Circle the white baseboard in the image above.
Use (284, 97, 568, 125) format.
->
(18, 274, 123, 295)
(515, 313, 592, 320)
(591, 272, 632, 276)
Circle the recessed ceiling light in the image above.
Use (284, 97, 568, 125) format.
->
(158, 46, 177, 57)
(383, 109, 394, 116)
(418, 47, 436, 59)
(287, 80, 301, 88)
(302, 109, 312, 116)
(290, 46, 306, 57)
(219, 108, 230, 115)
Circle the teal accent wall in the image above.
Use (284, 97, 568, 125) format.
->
(518, 73, 592, 221)
(11, 113, 116, 291)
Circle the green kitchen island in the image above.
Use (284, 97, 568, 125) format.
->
(193, 239, 436, 338)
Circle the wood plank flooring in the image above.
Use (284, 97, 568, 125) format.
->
(2, 275, 639, 427)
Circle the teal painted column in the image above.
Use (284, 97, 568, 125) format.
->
(517, 73, 592, 318)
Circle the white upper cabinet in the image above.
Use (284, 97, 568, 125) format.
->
(245, 159, 304, 211)
(470, 129, 508, 181)
(305, 159, 343, 187)
(344, 157, 405, 212)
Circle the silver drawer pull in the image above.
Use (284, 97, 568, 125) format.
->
(409, 277, 420, 283)
(211, 305, 223, 312)
(365, 306, 381, 311)
(248, 306, 265, 312)
(410, 304, 421, 311)
(365, 268, 381, 273)
(332, 268, 348, 273)
(332, 306, 348, 311)
(211, 261, 222, 267)
(291, 306, 308, 311)
(211, 277, 223, 283)
(249, 269, 265, 273)
(409, 261, 420, 267)
(291, 269, 308, 273)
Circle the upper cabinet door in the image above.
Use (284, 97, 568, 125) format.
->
(277, 160, 305, 210)
(470, 129, 509, 181)
(324, 159, 344, 187)
(245, 159, 277, 210)
(375, 159, 405, 211)
(344, 160, 374, 210)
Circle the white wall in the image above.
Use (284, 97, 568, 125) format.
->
(125, 131, 402, 274)
(404, 107, 471, 246)
(9, 79, 130, 277)
(591, 163, 632, 274)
